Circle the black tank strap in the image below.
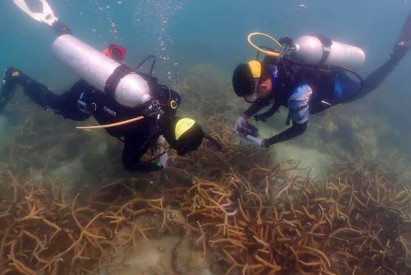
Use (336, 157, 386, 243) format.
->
(104, 64, 132, 97)
(313, 34, 333, 65)
(136, 72, 159, 98)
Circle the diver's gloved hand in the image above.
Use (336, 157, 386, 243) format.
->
(244, 135, 264, 147)
(261, 139, 270, 148)
(234, 115, 248, 134)
(153, 135, 168, 169)
(157, 152, 168, 169)
(234, 115, 260, 140)
(234, 115, 259, 136)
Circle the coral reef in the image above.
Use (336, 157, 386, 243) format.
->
(0, 64, 410, 275)
(160, 118, 411, 274)
(159, 65, 411, 274)
(0, 169, 168, 274)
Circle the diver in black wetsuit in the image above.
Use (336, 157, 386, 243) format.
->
(232, 12, 411, 148)
(0, 44, 213, 172)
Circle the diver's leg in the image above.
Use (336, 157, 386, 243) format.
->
(356, 48, 407, 100)
(397, 11, 411, 51)
(23, 77, 91, 121)
(1, 67, 65, 112)
(0, 68, 20, 113)
(339, 44, 408, 103)
(1, 67, 90, 121)
(346, 12, 410, 102)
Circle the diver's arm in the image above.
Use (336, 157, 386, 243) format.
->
(262, 121, 307, 147)
(122, 124, 164, 172)
(123, 159, 164, 172)
(262, 84, 311, 146)
(122, 143, 164, 172)
(254, 102, 280, 122)
(243, 98, 270, 118)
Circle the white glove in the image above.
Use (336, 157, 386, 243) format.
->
(233, 115, 248, 135)
(243, 135, 263, 147)
(158, 151, 168, 169)
(154, 135, 168, 169)
(156, 135, 166, 147)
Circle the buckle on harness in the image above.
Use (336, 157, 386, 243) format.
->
(77, 99, 91, 114)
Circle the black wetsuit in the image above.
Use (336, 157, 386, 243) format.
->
(9, 71, 181, 172)
(245, 48, 408, 147)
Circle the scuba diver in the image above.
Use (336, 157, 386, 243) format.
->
(0, 45, 210, 172)
(1, 0, 221, 172)
(232, 12, 411, 148)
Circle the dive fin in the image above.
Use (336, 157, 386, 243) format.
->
(397, 11, 411, 48)
(13, 0, 58, 26)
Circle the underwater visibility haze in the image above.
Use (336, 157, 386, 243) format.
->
(0, 0, 411, 274)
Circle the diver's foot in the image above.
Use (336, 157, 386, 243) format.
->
(392, 40, 410, 60)
(0, 67, 22, 113)
(2, 67, 24, 86)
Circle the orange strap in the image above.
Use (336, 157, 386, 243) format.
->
(76, 115, 144, 130)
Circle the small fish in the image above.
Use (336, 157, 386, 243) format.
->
(298, 4, 308, 8)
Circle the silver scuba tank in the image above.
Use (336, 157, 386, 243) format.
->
(51, 34, 152, 108)
(291, 35, 366, 70)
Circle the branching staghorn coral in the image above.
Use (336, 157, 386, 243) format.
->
(0, 169, 168, 274)
(162, 150, 411, 274)
(156, 111, 411, 274)
(1, 64, 410, 275)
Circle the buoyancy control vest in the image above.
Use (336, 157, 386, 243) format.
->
(78, 73, 174, 138)
(269, 58, 339, 122)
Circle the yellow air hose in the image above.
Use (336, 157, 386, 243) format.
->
(247, 32, 282, 58)
(76, 115, 144, 130)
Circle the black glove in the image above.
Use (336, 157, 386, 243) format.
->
(261, 139, 270, 148)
